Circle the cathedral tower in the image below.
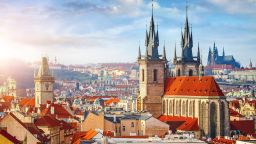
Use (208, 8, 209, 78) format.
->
(173, 6, 201, 76)
(34, 57, 55, 107)
(137, 2, 167, 118)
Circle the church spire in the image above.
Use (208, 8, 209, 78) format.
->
(197, 42, 200, 62)
(249, 59, 253, 68)
(163, 41, 166, 60)
(222, 47, 225, 56)
(174, 43, 177, 62)
(145, 26, 149, 47)
(138, 43, 141, 60)
(145, 0, 159, 60)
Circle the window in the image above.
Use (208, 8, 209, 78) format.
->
(142, 69, 145, 82)
(153, 69, 157, 82)
(122, 126, 126, 131)
(189, 69, 193, 76)
(177, 69, 181, 76)
(131, 122, 134, 127)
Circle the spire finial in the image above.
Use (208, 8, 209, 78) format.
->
(174, 42, 177, 61)
(186, 0, 189, 18)
(138, 41, 141, 59)
(152, 0, 154, 17)
(163, 40, 166, 60)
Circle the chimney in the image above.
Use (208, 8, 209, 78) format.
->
(50, 106, 54, 115)
(113, 115, 116, 123)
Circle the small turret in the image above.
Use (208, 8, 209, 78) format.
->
(249, 59, 253, 68)
(138, 45, 141, 60)
(199, 55, 204, 80)
(163, 41, 166, 60)
(197, 42, 200, 62)
(174, 43, 177, 63)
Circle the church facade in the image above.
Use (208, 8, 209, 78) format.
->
(137, 3, 230, 138)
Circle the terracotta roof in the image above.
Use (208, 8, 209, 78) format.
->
(104, 98, 120, 106)
(2, 96, 14, 103)
(164, 76, 224, 96)
(229, 108, 243, 117)
(41, 104, 73, 118)
(19, 98, 35, 107)
(0, 130, 21, 144)
(35, 115, 61, 127)
(103, 131, 114, 137)
(71, 130, 98, 144)
(113, 136, 149, 138)
(177, 118, 199, 131)
(230, 120, 255, 135)
(212, 137, 235, 144)
(158, 115, 199, 132)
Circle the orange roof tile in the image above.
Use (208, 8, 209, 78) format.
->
(104, 98, 120, 106)
(177, 118, 199, 131)
(158, 115, 199, 132)
(229, 108, 243, 117)
(2, 96, 14, 103)
(19, 98, 35, 107)
(164, 76, 224, 96)
(35, 115, 61, 127)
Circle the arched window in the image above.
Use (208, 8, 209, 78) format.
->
(189, 69, 193, 76)
(142, 69, 145, 82)
(177, 69, 181, 76)
(169, 100, 173, 115)
(153, 69, 158, 82)
(131, 122, 134, 127)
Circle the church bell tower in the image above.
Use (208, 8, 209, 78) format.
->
(34, 57, 55, 107)
(137, 2, 167, 118)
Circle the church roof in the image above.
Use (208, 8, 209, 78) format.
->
(164, 76, 224, 97)
(158, 115, 199, 131)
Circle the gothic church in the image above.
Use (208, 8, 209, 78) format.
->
(136, 3, 230, 138)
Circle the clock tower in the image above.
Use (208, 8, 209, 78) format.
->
(34, 57, 54, 107)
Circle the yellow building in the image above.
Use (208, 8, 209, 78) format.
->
(0, 130, 21, 144)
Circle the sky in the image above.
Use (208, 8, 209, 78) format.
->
(0, 0, 255, 66)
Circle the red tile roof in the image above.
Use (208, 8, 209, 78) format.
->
(230, 120, 255, 135)
(0, 130, 21, 144)
(177, 118, 199, 131)
(164, 76, 224, 96)
(104, 98, 120, 106)
(19, 98, 35, 107)
(2, 96, 14, 103)
(229, 108, 243, 117)
(158, 115, 199, 132)
(71, 130, 98, 144)
(35, 115, 61, 127)
(212, 137, 235, 144)
(41, 104, 73, 118)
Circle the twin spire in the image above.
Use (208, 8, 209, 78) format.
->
(139, 0, 165, 61)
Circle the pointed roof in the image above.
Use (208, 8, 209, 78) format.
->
(37, 57, 51, 77)
(164, 76, 224, 96)
(163, 41, 166, 60)
(174, 43, 177, 60)
(197, 42, 200, 60)
(138, 45, 141, 59)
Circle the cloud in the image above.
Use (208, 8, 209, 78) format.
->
(208, 0, 256, 14)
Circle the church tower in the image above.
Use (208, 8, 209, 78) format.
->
(137, 2, 167, 118)
(34, 57, 55, 107)
(173, 5, 200, 76)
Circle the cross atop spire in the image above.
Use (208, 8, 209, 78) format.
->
(152, 0, 154, 18)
